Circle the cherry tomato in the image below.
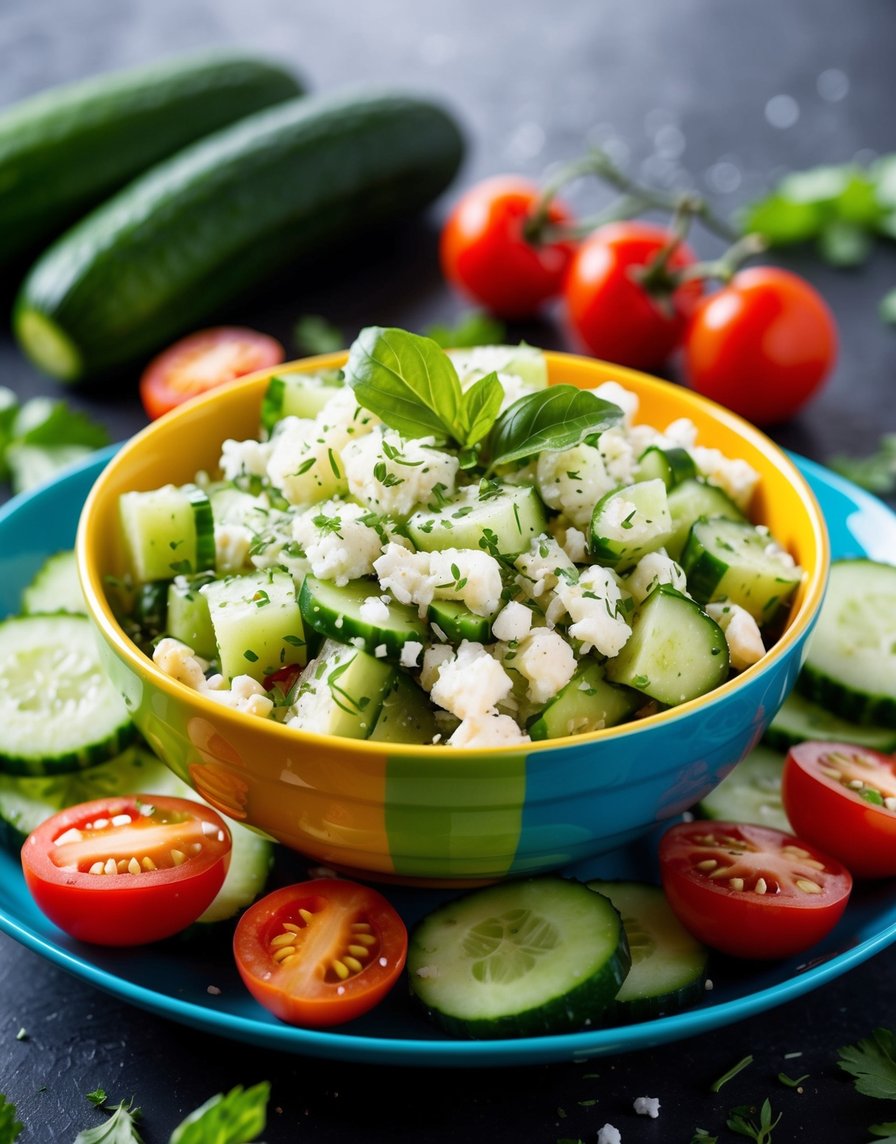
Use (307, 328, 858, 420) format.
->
(139, 327, 285, 420)
(563, 220, 702, 371)
(659, 820, 852, 960)
(783, 741, 896, 879)
(682, 266, 837, 425)
(233, 879, 408, 1027)
(21, 795, 232, 946)
(439, 175, 576, 318)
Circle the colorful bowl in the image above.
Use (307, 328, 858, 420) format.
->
(77, 351, 829, 885)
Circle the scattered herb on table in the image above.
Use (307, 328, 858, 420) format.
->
(828, 434, 896, 495)
(690, 1131, 718, 1144)
(777, 1072, 810, 1089)
(0, 1095, 23, 1144)
(0, 388, 110, 496)
(76, 1084, 269, 1144)
(868, 1122, 896, 1143)
(838, 1027, 896, 1100)
(727, 1098, 781, 1143)
(86, 1090, 108, 1107)
(74, 1099, 144, 1144)
(710, 1053, 755, 1092)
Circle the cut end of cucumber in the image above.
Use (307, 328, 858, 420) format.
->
(14, 309, 82, 382)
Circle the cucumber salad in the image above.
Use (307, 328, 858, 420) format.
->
(116, 327, 803, 748)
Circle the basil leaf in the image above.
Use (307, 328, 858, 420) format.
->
(487, 385, 623, 468)
(344, 326, 463, 441)
(460, 370, 503, 446)
(169, 1083, 269, 1144)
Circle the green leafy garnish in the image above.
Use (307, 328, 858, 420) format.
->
(487, 385, 622, 469)
(87, 1090, 108, 1107)
(869, 1123, 896, 1142)
(838, 1028, 896, 1100)
(0, 1095, 23, 1144)
(460, 370, 505, 447)
(829, 435, 896, 495)
(710, 1053, 755, 1092)
(424, 311, 506, 349)
(293, 314, 344, 356)
(881, 289, 896, 326)
(777, 1072, 809, 1088)
(726, 1099, 781, 1143)
(169, 1082, 269, 1144)
(0, 391, 110, 495)
(690, 1131, 718, 1144)
(74, 1099, 144, 1144)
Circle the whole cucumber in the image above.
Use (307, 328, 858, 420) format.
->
(15, 89, 465, 383)
(0, 50, 303, 266)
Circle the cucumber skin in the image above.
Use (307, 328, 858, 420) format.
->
(16, 89, 465, 380)
(0, 51, 303, 266)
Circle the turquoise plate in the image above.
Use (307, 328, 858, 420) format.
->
(1, 446, 896, 1067)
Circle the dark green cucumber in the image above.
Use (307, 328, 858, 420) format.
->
(527, 660, 640, 741)
(15, 90, 464, 381)
(0, 50, 303, 267)
(299, 575, 428, 662)
(764, 691, 896, 754)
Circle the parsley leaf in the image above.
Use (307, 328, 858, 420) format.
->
(869, 1122, 896, 1142)
(293, 314, 344, 356)
(487, 385, 623, 469)
(726, 1098, 781, 1143)
(829, 435, 896, 495)
(169, 1082, 269, 1144)
(424, 311, 506, 349)
(838, 1028, 896, 1099)
(0, 1095, 23, 1144)
(74, 1099, 144, 1144)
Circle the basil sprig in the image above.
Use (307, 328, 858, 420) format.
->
(486, 385, 623, 468)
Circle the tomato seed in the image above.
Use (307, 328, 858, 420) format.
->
(796, 878, 822, 894)
(755, 877, 768, 894)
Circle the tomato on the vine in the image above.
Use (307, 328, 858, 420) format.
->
(659, 820, 852, 960)
(139, 326, 285, 420)
(21, 794, 232, 946)
(233, 879, 408, 1027)
(681, 266, 837, 425)
(783, 741, 896, 879)
(439, 175, 576, 318)
(563, 220, 702, 371)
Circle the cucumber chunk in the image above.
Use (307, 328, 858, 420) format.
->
(21, 549, 85, 615)
(408, 877, 630, 1038)
(367, 672, 438, 744)
(665, 478, 746, 560)
(590, 479, 673, 570)
(196, 819, 274, 924)
(606, 585, 729, 706)
(586, 880, 709, 1022)
(119, 483, 215, 583)
(798, 559, 896, 726)
(427, 599, 494, 644)
(166, 573, 217, 660)
(0, 614, 137, 776)
(299, 575, 427, 662)
(288, 638, 395, 739)
(448, 344, 548, 389)
(697, 744, 789, 832)
(764, 690, 896, 753)
(406, 483, 547, 557)
(261, 370, 344, 431)
(527, 660, 640, 741)
(635, 445, 697, 489)
(681, 517, 802, 624)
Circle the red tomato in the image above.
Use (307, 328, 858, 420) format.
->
(139, 327, 285, 419)
(659, 820, 852, 960)
(563, 220, 702, 371)
(234, 879, 407, 1027)
(21, 795, 232, 946)
(439, 176, 576, 318)
(783, 741, 896, 879)
(682, 266, 837, 425)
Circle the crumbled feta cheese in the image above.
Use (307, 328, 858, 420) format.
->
(400, 640, 424, 668)
(515, 535, 576, 600)
(491, 600, 533, 642)
(360, 595, 391, 624)
(515, 627, 576, 704)
(153, 637, 209, 691)
(664, 417, 699, 449)
(266, 396, 375, 506)
(420, 643, 455, 692)
(374, 643, 388, 658)
(633, 1096, 660, 1119)
(447, 713, 531, 748)
(214, 522, 253, 574)
(493, 370, 539, 412)
(536, 442, 617, 529)
(293, 499, 385, 585)
(342, 428, 459, 517)
(429, 548, 504, 617)
(557, 522, 589, 564)
(596, 1125, 622, 1144)
(706, 601, 766, 671)
(549, 565, 633, 658)
(593, 379, 639, 425)
(219, 437, 272, 481)
(374, 542, 437, 611)
(430, 641, 513, 719)
(691, 445, 760, 510)
(596, 425, 638, 487)
(625, 549, 689, 604)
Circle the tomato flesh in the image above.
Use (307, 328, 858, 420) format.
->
(234, 879, 408, 1027)
(659, 820, 852, 959)
(21, 795, 232, 946)
(139, 326, 285, 419)
(783, 741, 896, 879)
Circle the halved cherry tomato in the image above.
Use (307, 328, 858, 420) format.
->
(139, 326, 285, 420)
(563, 220, 702, 371)
(440, 175, 576, 318)
(681, 266, 837, 425)
(233, 879, 408, 1027)
(659, 820, 852, 960)
(21, 795, 232, 946)
(783, 741, 896, 879)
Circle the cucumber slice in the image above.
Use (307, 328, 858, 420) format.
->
(697, 743, 789, 832)
(635, 445, 697, 489)
(408, 877, 630, 1038)
(590, 479, 673, 570)
(798, 560, 896, 727)
(427, 599, 494, 644)
(260, 370, 344, 432)
(665, 478, 746, 560)
(166, 573, 217, 659)
(299, 575, 427, 662)
(448, 344, 547, 389)
(681, 517, 802, 624)
(764, 691, 896, 753)
(119, 483, 215, 583)
(21, 549, 85, 615)
(288, 638, 395, 739)
(527, 660, 640, 741)
(606, 585, 729, 706)
(367, 672, 438, 744)
(0, 614, 137, 776)
(586, 880, 709, 1022)
(406, 483, 547, 557)
(202, 568, 308, 682)
(196, 820, 274, 924)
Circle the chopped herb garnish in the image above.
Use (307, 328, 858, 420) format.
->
(838, 1027, 896, 1099)
(0, 1095, 23, 1144)
(243, 649, 259, 663)
(295, 457, 317, 476)
(710, 1053, 754, 1092)
(726, 1099, 781, 1143)
(776, 1072, 809, 1088)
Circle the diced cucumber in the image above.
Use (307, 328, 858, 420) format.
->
(527, 660, 640, 741)
(299, 575, 427, 662)
(119, 483, 215, 583)
(448, 344, 548, 389)
(21, 549, 85, 615)
(167, 573, 217, 659)
(408, 877, 630, 1038)
(681, 517, 802, 624)
(798, 559, 896, 726)
(665, 478, 746, 560)
(765, 690, 896, 753)
(0, 614, 137, 776)
(202, 568, 307, 682)
(697, 744, 789, 832)
(586, 880, 709, 1022)
(206, 482, 272, 529)
(260, 370, 344, 432)
(635, 445, 697, 489)
(590, 479, 673, 570)
(406, 483, 547, 557)
(427, 599, 494, 644)
(288, 638, 395, 739)
(606, 585, 729, 706)
(367, 672, 438, 744)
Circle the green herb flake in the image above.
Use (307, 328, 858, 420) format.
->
(296, 457, 316, 476)
(777, 1072, 809, 1088)
(0, 1095, 23, 1144)
(243, 649, 259, 663)
(711, 1053, 755, 1093)
(74, 1099, 144, 1144)
(86, 1090, 107, 1107)
(726, 1098, 781, 1144)
(838, 1027, 896, 1099)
